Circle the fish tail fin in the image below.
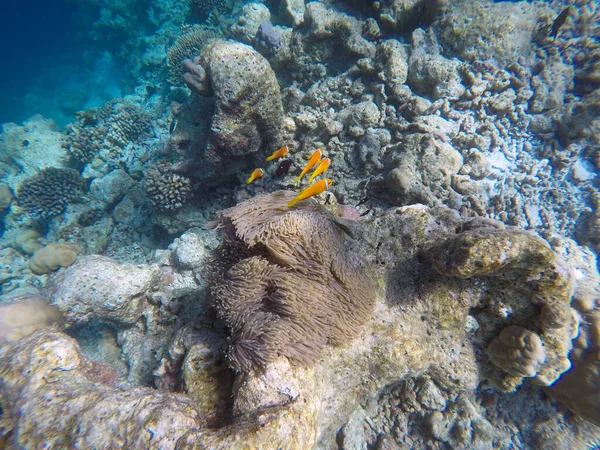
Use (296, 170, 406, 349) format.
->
(266, 155, 275, 162)
(287, 198, 299, 207)
(294, 175, 302, 182)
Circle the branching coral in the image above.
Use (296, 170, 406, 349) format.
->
(145, 163, 192, 211)
(61, 99, 151, 163)
(16, 168, 85, 219)
(208, 191, 375, 371)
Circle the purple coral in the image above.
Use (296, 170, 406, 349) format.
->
(254, 21, 282, 54)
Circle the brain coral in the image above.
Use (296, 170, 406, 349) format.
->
(208, 191, 375, 371)
(16, 167, 85, 219)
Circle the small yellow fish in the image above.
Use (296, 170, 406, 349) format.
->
(266, 145, 289, 162)
(246, 168, 264, 184)
(307, 157, 330, 183)
(288, 178, 333, 207)
(295, 149, 322, 182)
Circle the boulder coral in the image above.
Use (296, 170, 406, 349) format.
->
(198, 40, 284, 165)
(0, 295, 63, 344)
(208, 190, 375, 371)
(28, 242, 80, 275)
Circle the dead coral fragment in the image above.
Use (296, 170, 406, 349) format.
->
(209, 191, 375, 371)
(487, 326, 546, 378)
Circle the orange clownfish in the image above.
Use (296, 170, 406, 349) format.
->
(266, 145, 289, 162)
(295, 149, 322, 182)
(288, 178, 333, 207)
(246, 168, 264, 184)
(307, 157, 330, 183)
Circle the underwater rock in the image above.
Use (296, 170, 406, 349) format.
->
(0, 329, 203, 449)
(29, 242, 79, 275)
(376, 0, 449, 31)
(0, 185, 13, 211)
(198, 40, 284, 165)
(46, 255, 162, 326)
(376, 39, 409, 98)
(279, 0, 305, 27)
(384, 134, 463, 205)
(433, 0, 543, 66)
(230, 2, 271, 44)
(0, 115, 64, 179)
(408, 28, 465, 99)
(431, 224, 576, 390)
(304, 2, 376, 58)
(89, 169, 136, 208)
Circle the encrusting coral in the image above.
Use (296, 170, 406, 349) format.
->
(208, 190, 375, 371)
(16, 167, 85, 219)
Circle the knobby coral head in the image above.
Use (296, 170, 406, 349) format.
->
(207, 190, 375, 371)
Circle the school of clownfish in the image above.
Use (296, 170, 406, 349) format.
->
(246, 145, 332, 207)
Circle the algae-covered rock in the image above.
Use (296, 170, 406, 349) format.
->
(431, 224, 576, 390)
(199, 40, 284, 165)
(0, 330, 203, 449)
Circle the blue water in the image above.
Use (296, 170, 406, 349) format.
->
(0, 1, 122, 126)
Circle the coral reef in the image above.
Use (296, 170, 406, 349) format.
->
(16, 167, 85, 219)
(547, 288, 600, 427)
(2, 205, 599, 448)
(208, 190, 375, 371)
(1, 0, 599, 447)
